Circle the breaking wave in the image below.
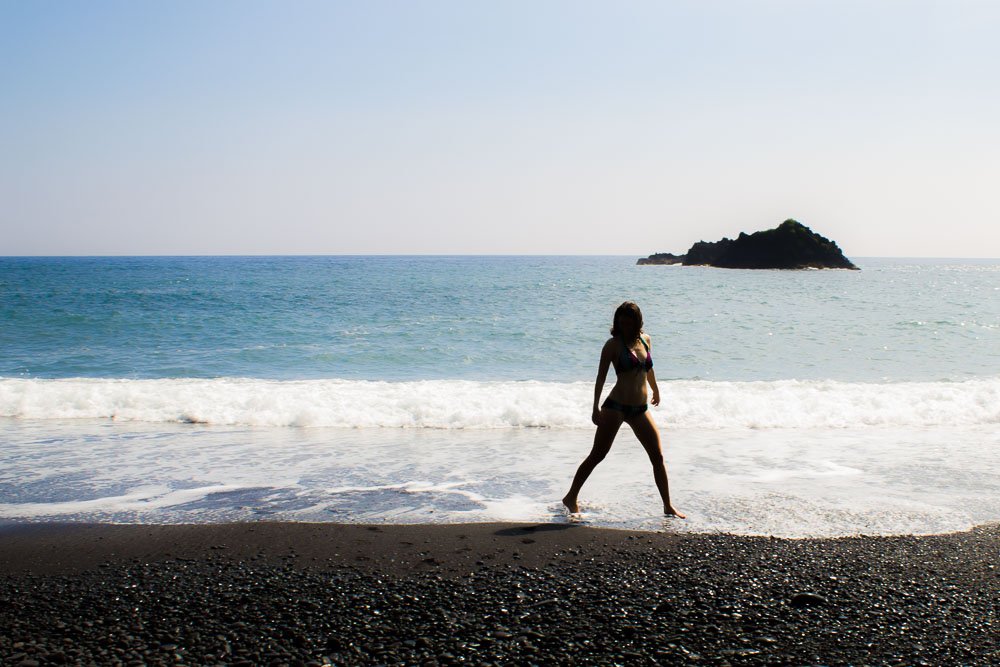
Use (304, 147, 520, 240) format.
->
(2, 377, 998, 429)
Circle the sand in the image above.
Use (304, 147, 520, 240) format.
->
(1, 521, 997, 665)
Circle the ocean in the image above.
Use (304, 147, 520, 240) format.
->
(2, 255, 998, 536)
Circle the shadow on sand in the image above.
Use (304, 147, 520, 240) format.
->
(493, 523, 578, 537)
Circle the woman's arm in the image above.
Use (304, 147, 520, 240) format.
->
(645, 335, 660, 406)
(592, 340, 614, 423)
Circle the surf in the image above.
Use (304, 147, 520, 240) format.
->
(3, 376, 998, 429)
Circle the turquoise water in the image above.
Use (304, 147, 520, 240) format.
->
(3, 256, 999, 382)
(2, 256, 999, 535)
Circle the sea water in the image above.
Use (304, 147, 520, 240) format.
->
(1, 256, 998, 536)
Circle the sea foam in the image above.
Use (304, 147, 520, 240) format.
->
(2, 377, 998, 429)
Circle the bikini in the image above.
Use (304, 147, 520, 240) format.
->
(602, 336, 653, 419)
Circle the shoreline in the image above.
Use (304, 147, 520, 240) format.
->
(2, 522, 997, 665)
(2, 519, 1000, 575)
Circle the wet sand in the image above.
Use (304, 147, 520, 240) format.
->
(1, 521, 997, 665)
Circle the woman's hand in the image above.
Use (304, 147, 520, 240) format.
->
(651, 388, 660, 406)
(592, 408, 601, 426)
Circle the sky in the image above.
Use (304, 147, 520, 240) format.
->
(2, 0, 999, 257)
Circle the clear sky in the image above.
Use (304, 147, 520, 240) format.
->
(2, 1, 998, 257)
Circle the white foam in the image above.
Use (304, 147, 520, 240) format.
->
(1, 420, 998, 536)
(2, 376, 999, 429)
(0, 484, 248, 519)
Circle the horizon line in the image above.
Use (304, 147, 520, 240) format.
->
(3, 253, 1000, 261)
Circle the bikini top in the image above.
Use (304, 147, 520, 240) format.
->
(619, 335, 653, 372)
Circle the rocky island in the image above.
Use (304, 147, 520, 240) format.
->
(638, 219, 859, 270)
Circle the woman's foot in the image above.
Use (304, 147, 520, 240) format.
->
(664, 504, 686, 519)
(562, 495, 580, 513)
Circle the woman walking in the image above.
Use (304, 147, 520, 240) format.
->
(563, 301, 685, 518)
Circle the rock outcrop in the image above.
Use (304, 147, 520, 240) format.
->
(635, 252, 686, 265)
(637, 219, 858, 270)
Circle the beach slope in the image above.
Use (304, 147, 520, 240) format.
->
(1, 522, 997, 665)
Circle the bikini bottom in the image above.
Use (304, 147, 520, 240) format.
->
(602, 397, 648, 419)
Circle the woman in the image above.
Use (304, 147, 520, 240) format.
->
(563, 301, 685, 518)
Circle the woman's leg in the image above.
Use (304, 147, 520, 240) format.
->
(627, 411, 685, 518)
(563, 408, 625, 513)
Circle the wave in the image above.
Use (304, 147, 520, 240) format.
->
(1, 377, 998, 429)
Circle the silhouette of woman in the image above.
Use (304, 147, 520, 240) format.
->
(563, 301, 684, 518)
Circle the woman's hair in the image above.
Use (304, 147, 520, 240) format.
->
(610, 301, 643, 340)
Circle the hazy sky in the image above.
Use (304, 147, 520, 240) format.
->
(2, 1, 999, 256)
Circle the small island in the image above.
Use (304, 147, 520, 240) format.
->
(638, 219, 859, 270)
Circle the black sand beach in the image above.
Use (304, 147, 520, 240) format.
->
(1, 522, 997, 665)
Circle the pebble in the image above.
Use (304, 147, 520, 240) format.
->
(789, 592, 828, 608)
(1, 528, 997, 665)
